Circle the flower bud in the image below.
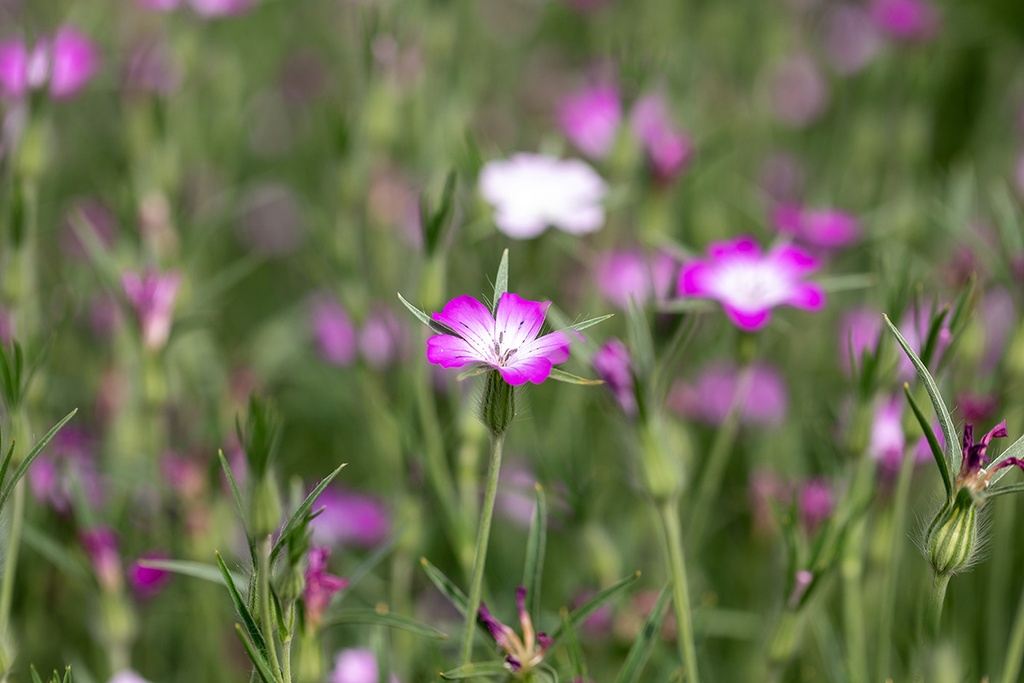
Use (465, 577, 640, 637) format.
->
(925, 489, 978, 576)
(481, 370, 515, 436)
(250, 473, 282, 538)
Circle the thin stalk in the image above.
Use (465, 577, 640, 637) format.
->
(0, 480, 25, 637)
(876, 445, 916, 681)
(997, 573, 1024, 683)
(459, 432, 505, 665)
(281, 603, 294, 683)
(657, 499, 700, 683)
(840, 455, 876, 683)
(258, 536, 283, 683)
(926, 573, 950, 639)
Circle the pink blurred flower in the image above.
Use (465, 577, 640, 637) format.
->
(330, 648, 399, 683)
(868, 396, 906, 472)
(310, 295, 357, 367)
(128, 552, 172, 599)
(122, 269, 181, 351)
(668, 361, 788, 427)
(593, 249, 676, 310)
(757, 152, 805, 203)
(109, 672, 154, 683)
(358, 306, 408, 368)
(592, 339, 637, 417)
(979, 287, 1016, 375)
(766, 54, 829, 127)
(80, 526, 122, 592)
(479, 153, 607, 239)
(236, 182, 305, 256)
(821, 5, 881, 75)
(630, 93, 694, 182)
(311, 487, 391, 549)
(677, 236, 825, 331)
(558, 84, 621, 159)
(896, 306, 951, 381)
(798, 478, 834, 532)
(837, 306, 884, 374)
(0, 27, 99, 100)
(304, 546, 348, 630)
(868, 0, 939, 41)
(28, 426, 104, 513)
(772, 204, 861, 249)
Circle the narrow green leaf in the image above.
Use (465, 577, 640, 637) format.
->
(522, 483, 547, 618)
(948, 276, 975, 334)
(0, 438, 13, 493)
(559, 607, 587, 680)
(549, 571, 641, 646)
(233, 623, 278, 683)
(563, 313, 615, 334)
(626, 300, 654, 378)
(322, 607, 448, 640)
(919, 306, 949, 370)
(491, 249, 509, 314)
(903, 383, 952, 504)
(22, 524, 90, 583)
(455, 366, 489, 382)
(397, 292, 456, 336)
(439, 662, 510, 679)
(270, 463, 346, 563)
(816, 273, 877, 293)
(985, 482, 1024, 499)
(29, 665, 43, 683)
(883, 315, 961, 473)
(991, 432, 1024, 485)
(216, 551, 268, 659)
(218, 449, 249, 536)
(547, 368, 604, 386)
(0, 409, 77, 512)
(420, 557, 468, 615)
(614, 584, 672, 683)
(138, 557, 249, 592)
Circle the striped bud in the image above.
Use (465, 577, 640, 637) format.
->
(925, 489, 978, 576)
(481, 370, 515, 436)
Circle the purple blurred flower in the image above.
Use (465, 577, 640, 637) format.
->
(798, 478, 834, 533)
(129, 552, 172, 599)
(593, 249, 676, 310)
(122, 269, 181, 351)
(479, 153, 607, 239)
(868, 0, 939, 41)
(915, 421, 945, 463)
(236, 182, 305, 256)
(28, 426, 104, 513)
(956, 421, 1019, 493)
(979, 288, 1016, 375)
(757, 152, 805, 203)
(59, 197, 118, 260)
(821, 5, 881, 75)
(592, 339, 637, 417)
(896, 306, 951, 381)
(311, 487, 391, 549)
(958, 393, 998, 425)
(479, 587, 551, 674)
(123, 37, 181, 95)
(772, 204, 861, 249)
(630, 93, 694, 182)
(310, 295, 357, 367)
(0, 26, 99, 100)
(359, 306, 408, 368)
(80, 526, 122, 592)
(426, 293, 571, 386)
(304, 546, 348, 630)
(868, 396, 906, 472)
(330, 648, 399, 683)
(837, 307, 883, 374)
(668, 362, 788, 427)
(767, 54, 829, 127)
(558, 84, 621, 159)
(677, 236, 825, 331)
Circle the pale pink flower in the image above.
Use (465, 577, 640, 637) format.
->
(304, 546, 348, 630)
(310, 296, 357, 366)
(822, 5, 881, 75)
(593, 249, 676, 310)
(668, 361, 788, 427)
(677, 236, 825, 330)
(426, 293, 570, 386)
(772, 204, 861, 248)
(592, 339, 637, 417)
(0, 27, 99, 100)
(767, 54, 829, 127)
(311, 487, 391, 549)
(122, 269, 181, 350)
(837, 306, 883, 374)
(558, 84, 621, 159)
(630, 93, 693, 182)
(330, 648, 399, 683)
(479, 153, 607, 239)
(109, 672, 154, 683)
(798, 478, 834, 532)
(358, 306, 407, 368)
(80, 527, 122, 592)
(869, 396, 905, 471)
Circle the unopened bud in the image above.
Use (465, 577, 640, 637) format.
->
(250, 474, 282, 538)
(925, 489, 978, 576)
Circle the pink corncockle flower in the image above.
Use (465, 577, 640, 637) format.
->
(838, 307, 884, 374)
(677, 236, 825, 331)
(479, 587, 552, 674)
(798, 478, 834, 533)
(822, 5, 881, 75)
(869, 396, 906, 472)
(630, 93, 693, 182)
(592, 339, 637, 417)
(766, 54, 829, 127)
(358, 306, 407, 368)
(958, 393, 998, 425)
(80, 527, 122, 593)
(311, 487, 391, 549)
(956, 421, 1021, 493)
(330, 648, 399, 683)
(558, 84, 621, 159)
(0, 27, 99, 100)
(310, 295, 357, 367)
(479, 153, 607, 239)
(593, 249, 676, 310)
(668, 361, 788, 427)
(426, 293, 570, 386)
(128, 552, 172, 599)
(122, 269, 181, 351)
(772, 205, 861, 249)
(868, 0, 939, 41)
(139, 0, 255, 17)
(303, 546, 348, 631)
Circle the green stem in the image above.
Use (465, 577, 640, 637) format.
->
(258, 536, 283, 682)
(841, 455, 876, 683)
(876, 445, 916, 681)
(657, 499, 700, 683)
(459, 431, 505, 665)
(998, 572, 1024, 683)
(281, 603, 294, 683)
(927, 573, 950, 639)
(0, 479, 25, 638)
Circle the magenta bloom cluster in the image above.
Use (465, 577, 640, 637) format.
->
(678, 236, 825, 331)
(426, 292, 570, 386)
(0, 27, 99, 100)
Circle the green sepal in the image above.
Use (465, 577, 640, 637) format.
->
(0, 408, 77, 512)
(420, 557, 468, 615)
(883, 315, 961, 476)
(439, 662, 510, 680)
(136, 557, 249, 592)
(903, 382, 953, 504)
(613, 584, 672, 683)
(397, 292, 458, 336)
(321, 607, 448, 640)
(270, 463, 346, 563)
(215, 551, 269, 662)
(548, 571, 641, 648)
(233, 623, 278, 683)
(522, 483, 547, 619)
(547, 368, 604, 386)
(491, 249, 509, 314)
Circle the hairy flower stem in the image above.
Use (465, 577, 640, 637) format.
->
(657, 499, 700, 683)
(258, 536, 284, 683)
(876, 445, 916, 680)
(926, 573, 950, 639)
(459, 431, 505, 665)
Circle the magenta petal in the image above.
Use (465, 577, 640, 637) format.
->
(678, 261, 712, 296)
(521, 331, 571, 365)
(500, 357, 554, 385)
(433, 295, 494, 355)
(723, 306, 771, 331)
(786, 283, 826, 311)
(49, 28, 99, 99)
(709, 237, 759, 259)
(495, 293, 549, 350)
(427, 334, 485, 369)
(768, 243, 819, 275)
(0, 41, 27, 98)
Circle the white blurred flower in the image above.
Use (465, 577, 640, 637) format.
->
(109, 672, 153, 683)
(479, 153, 607, 239)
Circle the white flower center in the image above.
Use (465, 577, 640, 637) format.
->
(710, 260, 792, 312)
